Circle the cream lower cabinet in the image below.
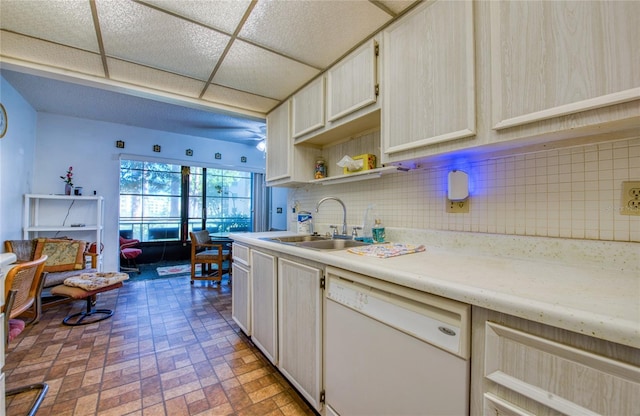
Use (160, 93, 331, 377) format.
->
(471, 307, 640, 415)
(250, 250, 277, 364)
(231, 243, 251, 335)
(277, 258, 324, 412)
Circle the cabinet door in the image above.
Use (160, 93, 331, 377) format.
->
(327, 39, 377, 122)
(484, 321, 640, 415)
(292, 76, 325, 138)
(266, 100, 291, 183)
(471, 308, 640, 416)
(278, 258, 323, 411)
(489, 1, 640, 131)
(382, 0, 475, 158)
(250, 250, 277, 364)
(231, 262, 251, 335)
(231, 243, 249, 266)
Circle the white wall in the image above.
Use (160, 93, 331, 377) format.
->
(290, 131, 640, 243)
(31, 113, 266, 270)
(0, 76, 37, 241)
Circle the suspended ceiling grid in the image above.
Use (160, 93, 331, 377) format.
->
(0, 0, 418, 131)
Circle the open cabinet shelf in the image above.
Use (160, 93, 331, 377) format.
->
(309, 166, 404, 185)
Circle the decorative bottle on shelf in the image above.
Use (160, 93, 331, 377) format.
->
(64, 183, 73, 195)
(372, 219, 385, 243)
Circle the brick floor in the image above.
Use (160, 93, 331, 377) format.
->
(5, 276, 315, 416)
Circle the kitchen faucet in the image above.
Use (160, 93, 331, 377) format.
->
(315, 196, 348, 237)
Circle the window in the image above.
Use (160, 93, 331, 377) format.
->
(188, 167, 253, 235)
(119, 160, 253, 242)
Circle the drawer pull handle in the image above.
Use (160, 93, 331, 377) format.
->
(439, 326, 456, 336)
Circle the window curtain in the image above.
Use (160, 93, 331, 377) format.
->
(252, 173, 268, 232)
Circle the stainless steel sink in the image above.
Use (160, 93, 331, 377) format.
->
(260, 235, 370, 251)
(296, 239, 370, 251)
(262, 235, 330, 243)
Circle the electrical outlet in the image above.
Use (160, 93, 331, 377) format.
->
(446, 198, 469, 213)
(620, 181, 640, 216)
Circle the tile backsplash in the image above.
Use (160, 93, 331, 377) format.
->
(289, 134, 640, 243)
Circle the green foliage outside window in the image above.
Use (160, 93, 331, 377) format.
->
(119, 160, 253, 241)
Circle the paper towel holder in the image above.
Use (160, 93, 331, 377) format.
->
(448, 170, 469, 201)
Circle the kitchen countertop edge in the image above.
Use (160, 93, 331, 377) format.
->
(230, 232, 639, 350)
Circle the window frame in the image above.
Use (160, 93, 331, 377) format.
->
(119, 159, 255, 242)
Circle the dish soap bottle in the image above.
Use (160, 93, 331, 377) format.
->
(360, 204, 376, 243)
(372, 219, 385, 243)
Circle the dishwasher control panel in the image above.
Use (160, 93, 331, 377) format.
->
(326, 269, 470, 358)
(326, 278, 370, 311)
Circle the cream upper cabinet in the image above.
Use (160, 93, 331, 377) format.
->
(382, 0, 476, 163)
(292, 37, 381, 148)
(327, 39, 378, 123)
(292, 76, 325, 139)
(268, 38, 383, 186)
(266, 100, 320, 187)
(489, 1, 640, 132)
(266, 100, 292, 184)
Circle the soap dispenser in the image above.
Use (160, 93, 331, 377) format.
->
(372, 219, 385, 243)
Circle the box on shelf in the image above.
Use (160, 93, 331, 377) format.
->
(343, 154, 376, 175)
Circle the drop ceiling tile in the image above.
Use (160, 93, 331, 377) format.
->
(0, 31, 105, 77)
(95, 0, 230, 80)
(213, 39, 319, 101)
(107, 58, 206, 98)
(240, 0, 392, 68)
(378, 1, 419, 16)
(202, 84, 279, 114)
(143, 0, 252, 34)
(0, 0, 99, 52)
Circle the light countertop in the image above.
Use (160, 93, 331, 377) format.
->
(230, 231, 640, 349)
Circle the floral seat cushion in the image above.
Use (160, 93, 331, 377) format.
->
(63, 272, 129, 291)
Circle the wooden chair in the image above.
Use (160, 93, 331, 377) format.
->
(4, 256, 49, 416)
(189, 230, 231, 285)
(3, 255, 47, 328)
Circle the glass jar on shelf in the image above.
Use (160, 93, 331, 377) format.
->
(314, 158, 327, 179)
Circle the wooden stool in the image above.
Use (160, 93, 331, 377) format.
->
(50, 282, 123, 326)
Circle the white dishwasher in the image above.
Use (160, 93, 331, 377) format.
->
(324, 266, 471, 416)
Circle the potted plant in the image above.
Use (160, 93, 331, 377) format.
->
(60, 166, 73, 195)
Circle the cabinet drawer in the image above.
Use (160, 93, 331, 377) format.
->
(483, 393, 533, 416)
(485, 322, 640, 415)
(232, 243, 250, 266)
